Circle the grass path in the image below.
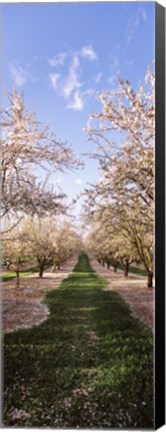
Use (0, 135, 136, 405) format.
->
(4, 253, 153, 428)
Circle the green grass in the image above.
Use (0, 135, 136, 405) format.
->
(128, 265, 146, 276)
(1, 262, 52, 282)
(1, 267, 37, 282)
(116, 263, 146, 276)
(3, 253, 153, 428)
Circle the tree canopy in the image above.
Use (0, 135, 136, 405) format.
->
(83, 63, 154, 287)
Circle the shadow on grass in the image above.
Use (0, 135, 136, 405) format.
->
(4, 253, 153, 428)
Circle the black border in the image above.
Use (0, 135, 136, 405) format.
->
(155, 2, 165, 429)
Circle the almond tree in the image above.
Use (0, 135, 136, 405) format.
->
(23, 216, 82, 277)
(86, 64, 154, 217)
(23, 216, 55, 277)
(86, 63, 154, 199)
(118, 201, 153, 286)
(1, 89, 80, 229)
(85, 64, 154, 287)
(2, 216, 81, 283)
(83, 173, 153, 287)
(85, 203, 139, 277)
(52, 221, 83, 270)
(2, 228, 30, 288)
(98, 170, 153, 286)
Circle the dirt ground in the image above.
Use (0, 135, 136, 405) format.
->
(2, 257, 77, 333)
(2, 256, 154, 333)
(90, 259, 154, 330)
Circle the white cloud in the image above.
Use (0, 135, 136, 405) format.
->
(125, 8, 147, 44)
(139, 7, 147, 21)
(48, 46, 97, 110)
(49, 55, 82, 99)
(81, 45, 97, 61)
(62, 55, 82, 98)
(9, 62, 30, 87)
(66, 88, 94, 111)
(75, 178, 83, 185)
(49, 73, 60, 91)
(48, 45, 98, 71)
(48, 52, 66, 67)
(66, 90, 84, 111)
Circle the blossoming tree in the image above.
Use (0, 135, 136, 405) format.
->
(84, 64, 154, 287)
(1, 89, 80, 230)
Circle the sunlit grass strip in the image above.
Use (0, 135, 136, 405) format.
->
(115, 263, 146, 276)
(1, 267, 38, 282)
(127, 265, 146, 276)
(1, 262, 52, 282)
(4, 253, 153, 428)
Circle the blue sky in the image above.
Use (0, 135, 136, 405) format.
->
(2, 2, 155, 220)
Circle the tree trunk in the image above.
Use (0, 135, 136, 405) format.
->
(39, 264, 44, 278)
(124, 259, 129, 277)
(107, 261, 110, 269)
(147, 272, 153, 288)
(16, 270, 20, 288)
(102, 259, 105, 267)
(58, 262, 61, 270)
(114, 265, 117, 273)
(52, 263, 56, 272)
